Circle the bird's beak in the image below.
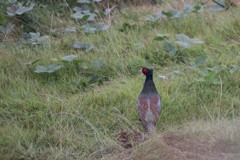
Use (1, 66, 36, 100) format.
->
(139, 69, 142, 73)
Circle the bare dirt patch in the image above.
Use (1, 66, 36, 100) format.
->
(104, 119, 240, 160)
(163, 133, 240, 160)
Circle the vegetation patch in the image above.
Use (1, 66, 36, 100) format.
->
(0, 0, 239, 159)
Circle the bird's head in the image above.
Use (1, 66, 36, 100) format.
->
(140, 67, 153, 75)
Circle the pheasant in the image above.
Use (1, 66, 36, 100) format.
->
(138, 67, 161, 133)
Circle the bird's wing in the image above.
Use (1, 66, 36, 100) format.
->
(150, 94, 161, 121)
(138, 95, 148, 129)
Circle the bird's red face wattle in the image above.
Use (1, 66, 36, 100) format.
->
(141, 67, 148, 75)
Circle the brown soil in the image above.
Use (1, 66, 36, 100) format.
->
(163, 133, 240, 160)
(105, 130, 240, 160)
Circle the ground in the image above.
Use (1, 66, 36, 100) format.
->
(105, 119, 240, 160)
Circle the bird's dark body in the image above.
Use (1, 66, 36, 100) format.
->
(138, 68, 161, 132)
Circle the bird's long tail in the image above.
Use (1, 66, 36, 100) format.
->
(147, 123, 156, 133)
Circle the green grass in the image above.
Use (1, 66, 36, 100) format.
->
(0, 4, 240, 159)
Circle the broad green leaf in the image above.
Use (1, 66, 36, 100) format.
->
(77, 0, 101, 3)
(194, 55, 207, 66)
(15, 3, 35, 15)
(64, 27, 77, 33)
(209, 0, 226, 12)
(163, 42, 177, 57)
(209, 6, 225, 12)
(73, 6, 90, 12)
(191, 38, 204, 44)
(119, 22, 137, 32)
(81, 15, 92, 22)
(82, 22, 109, 33)
(29, 32, 49, 45)
(163, 42, 175, 52)
(30, 32, 40, 39)
(182, 4, 196, 15)
(146, 12, 163, 22)
(35, 64, 63, 73)
(173, 13, 186, 18)
(61, 54, 79, 62)
(198, 68, 209, 76)
(176, 41, 192, 48)
(88, 13, 97, 21)
(182, 3, 206, 14)
(6, 4, 17, 16)
(209, 77, 221, 84)
(72, 11, 95, 21)
(194, 4, 207, 12)
(229, 65, 238, 74)
(73, 42, 94, 51)
(204, 72, 216, 80)
(209, 66, 226, 73)
(175, 34, 204, 47)
(35, 66, 47, 73)
(47, 64, 63, 73)
(72, 11, 89, 19)
(0, 23, 14, 35)
(77, 0, 91, 3)
(162, 9, 178, 17)
(7, 3, 35, 16)
(169, 48, 177, 57)
(175, 34, 191, 43)
(89, 75, 100, 83)
(38, 35, 49, 42)
(212, 0, 226, 7)
(153, 34, 170, 41)
(93, 59, 104, 68)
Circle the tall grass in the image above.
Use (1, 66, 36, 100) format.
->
(0, 3, 240, 159)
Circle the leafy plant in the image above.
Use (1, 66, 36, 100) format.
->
(147, 2, 207, 22)
(92, 59, 104, 69)
(63, 26, 77, 33)
(61, 54, 79, 62)
(35, 63, 63, 73)
(209, 0, 228, 12)
(154, 33, 204, 60)
(191, 54, 207, 67)
(195, 66, 226, 84)
(72, 6, 96, 21)
(34, 54, 82, 74)
(146, 1, 228, 23)
(175, 34, 204, 48)
(73, 42, 94, 51)
(71, 0, 105, 23)
(28, 32, 49, 45)
(163, 41, 177, 57)
(229, 65, 239, 74)
(119, 22, 137, 32)
(162, 9, 179, 18)
(146, 12, 163, 22)
(0, 23, 14, 35)
(82, 22, 110, 33)
(6, 2, 35, 16)
(153, 33, 169, 41)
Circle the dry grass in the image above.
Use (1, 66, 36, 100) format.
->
(104, 118, 240, 160)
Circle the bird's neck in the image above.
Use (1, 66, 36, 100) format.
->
(142, 74, 157, 94)
(145, 74, 153, 83)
